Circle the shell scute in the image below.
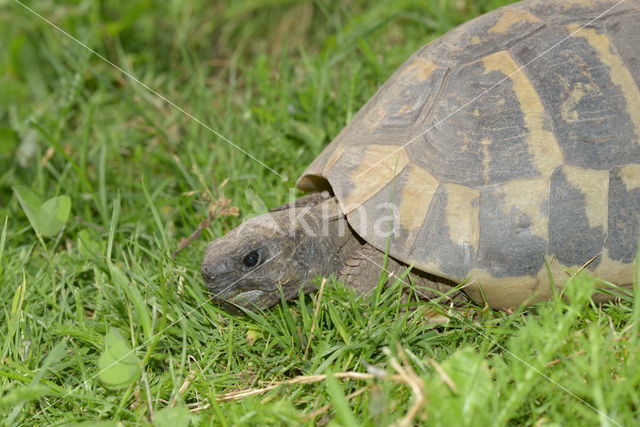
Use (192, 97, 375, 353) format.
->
(296, 0, 640, 306)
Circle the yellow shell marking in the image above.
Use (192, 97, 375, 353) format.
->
(488, 8, 542, 34)
(465, 268, 542, 308)
(401, 56, 439, 81)
(467, 254, 633, 309)
(619, 164, 640, 191)
(560, 82, 595, 123)
(441, 183, 480, 249)
(365, 56, 439, 128)
(497, 178, 550, 240)
(342, 145, 409, 213)
(593, 249, 633, 286)
(482, 51, 564, 178)
(322, 143, 346, 174)
(398, 164, 440, 234)
(562, 165, 609, 230)
(568, 25, 640, 147)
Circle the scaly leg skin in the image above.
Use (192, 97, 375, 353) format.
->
(338, 243, 470, 306)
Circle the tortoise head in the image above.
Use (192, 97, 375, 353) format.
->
(200, 209, 318, 313)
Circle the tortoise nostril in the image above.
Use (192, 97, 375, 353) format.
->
(200, 264, 214, 281)
(201, 259, 233, 282)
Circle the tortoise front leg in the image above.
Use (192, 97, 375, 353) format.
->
(338, 243, 469, 305)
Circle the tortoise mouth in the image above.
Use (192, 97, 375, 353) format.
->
(210, 289, 279, 314)
(230, 289, 270, 306)
(205, 279, 279, 313)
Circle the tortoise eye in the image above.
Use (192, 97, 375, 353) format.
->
(243, 250, 260, 268)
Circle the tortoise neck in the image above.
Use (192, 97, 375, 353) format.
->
(301, 198, 363, 283)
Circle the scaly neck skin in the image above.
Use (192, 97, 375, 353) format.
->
(298, 199, 363, 289)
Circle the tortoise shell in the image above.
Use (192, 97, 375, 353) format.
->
(296, 0, 640, 307)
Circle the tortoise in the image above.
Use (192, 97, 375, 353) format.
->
(201, 0, 640, 313)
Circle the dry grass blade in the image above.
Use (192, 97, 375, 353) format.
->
(206, 349, 431, 423)
(216, 372, 387, 402)
(573, 253, 601, 276)
(191, 371, 407, 409)
(169, 373, 195, 407)
(387, 345, 427, 427)
(303, 386, 370, 421)
(428, 358, 457, 393)
(171, 211, 217, 259)
(172, 187, 239, 259)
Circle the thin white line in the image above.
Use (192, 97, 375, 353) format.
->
(356, 251, 622, 427)
(14, 0, 628, 423)
(21, 251, 283, 423)
(355, 0, 628, 178)
(352, 1, 628, 422)
(11, 0, 286, 181)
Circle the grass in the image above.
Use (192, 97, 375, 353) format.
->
(1, 0, 640, 425)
